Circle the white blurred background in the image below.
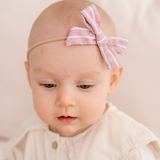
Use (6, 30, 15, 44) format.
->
(0, 0, 160, 158)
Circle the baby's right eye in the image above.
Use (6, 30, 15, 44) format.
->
(43, 84, 57, 88)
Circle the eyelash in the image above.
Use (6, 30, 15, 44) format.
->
(41, 84, 93, 90)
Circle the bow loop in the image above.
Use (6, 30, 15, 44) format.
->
(80, 4, 102, 35)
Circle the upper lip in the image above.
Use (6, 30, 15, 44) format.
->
(58, 115, 76, 118)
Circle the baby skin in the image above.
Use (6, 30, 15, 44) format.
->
(24, 0, 123, 137)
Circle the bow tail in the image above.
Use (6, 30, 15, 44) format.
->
(108, 37, 128, 56)
(99, 44, 122, 69)
(111, 45, 126, 55)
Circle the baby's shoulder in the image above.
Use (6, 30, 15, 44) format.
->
(104, 101, 155, 136)
(97, 101, 160, 159)
(4, 113, 49, 158)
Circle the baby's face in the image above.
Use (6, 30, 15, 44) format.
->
(25, 40, 114, 137)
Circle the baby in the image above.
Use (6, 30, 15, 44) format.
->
(5, 0, 160, 159)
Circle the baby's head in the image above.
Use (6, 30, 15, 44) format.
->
(24, 0, 123, 137)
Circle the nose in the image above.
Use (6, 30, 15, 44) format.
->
(55, 87, 76, 108)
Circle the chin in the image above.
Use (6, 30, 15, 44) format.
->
(59, 127, 77, 134)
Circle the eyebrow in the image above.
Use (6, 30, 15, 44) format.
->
(33, 68, 101, 77)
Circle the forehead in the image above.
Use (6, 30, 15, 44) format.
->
(29, 40, 107, 76)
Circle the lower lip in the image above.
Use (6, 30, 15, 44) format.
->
(57, 117, 77, 123)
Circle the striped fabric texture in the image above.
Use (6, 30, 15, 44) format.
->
(66, 4, 128, 69)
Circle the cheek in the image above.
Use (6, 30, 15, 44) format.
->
(79, 83, 108, 121)
(31, 88, 55, 121)
(80, 95, 106, 122)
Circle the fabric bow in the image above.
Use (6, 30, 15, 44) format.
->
(66, 4, 128, 69)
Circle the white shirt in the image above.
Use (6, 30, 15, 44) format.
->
(5, 101, 160, 160)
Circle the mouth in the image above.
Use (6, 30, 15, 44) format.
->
(57, 116, 77, 124)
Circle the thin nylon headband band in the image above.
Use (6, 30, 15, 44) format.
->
(27, 36, 68, 61)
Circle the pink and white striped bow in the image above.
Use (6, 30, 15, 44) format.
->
(66, 4, 128, 69)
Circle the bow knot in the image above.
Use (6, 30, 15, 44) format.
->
(96, 31, 107, 45)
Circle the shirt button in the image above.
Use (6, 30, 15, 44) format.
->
(52, 142, 58, 149)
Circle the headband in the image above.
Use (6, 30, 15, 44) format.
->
(27, 4, 128, 69)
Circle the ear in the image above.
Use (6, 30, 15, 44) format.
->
(24, 61, 32, 89)
(108, 67, 123, 95)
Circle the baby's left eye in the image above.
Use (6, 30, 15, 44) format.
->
(43, 84, 56, 88)
(77, 85, 92, 89)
